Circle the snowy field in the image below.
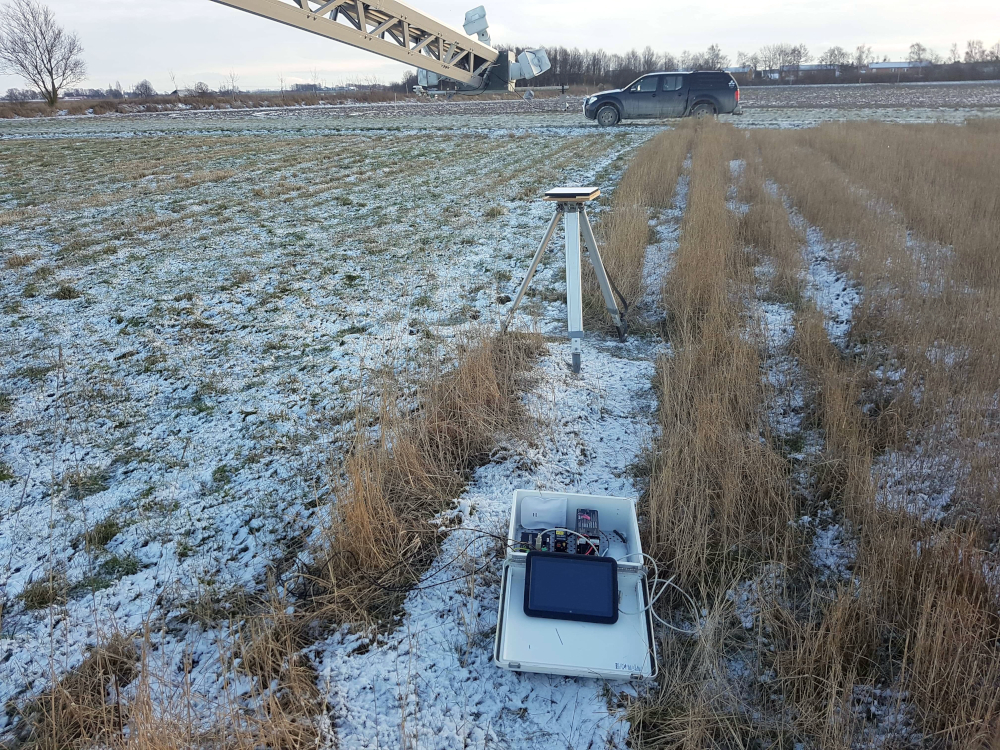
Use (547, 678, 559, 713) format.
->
(0, 103, 990, 746)
(0, 108, 659, 745)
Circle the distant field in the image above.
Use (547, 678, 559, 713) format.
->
(0, 79, 998, 137)
(740, 79, 1000, 108)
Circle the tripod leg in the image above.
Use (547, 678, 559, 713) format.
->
(581, 207, 628, 342)
(501, 209, 562, 333)
(565, 205, 584, 373)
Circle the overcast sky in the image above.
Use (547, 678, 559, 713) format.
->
(2, 0, 998, 93)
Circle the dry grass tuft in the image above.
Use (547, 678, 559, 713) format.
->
(51, 283, 82, 300)
(18, 634, 138, 748)
(309, 329, 542, 624)
(4, 252, 37, 269)
(18, 571, 69, 611)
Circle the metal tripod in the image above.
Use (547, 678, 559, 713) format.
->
(501, 187, 628, 373)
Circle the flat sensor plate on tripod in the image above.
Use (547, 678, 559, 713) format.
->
(544, 187, 601, 203)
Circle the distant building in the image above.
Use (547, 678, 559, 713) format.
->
(866, 61, 933, 73)
(780, 63, 842, 80)
(784, 64, 840, 73)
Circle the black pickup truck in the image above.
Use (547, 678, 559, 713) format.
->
(583, 71, 742, 126)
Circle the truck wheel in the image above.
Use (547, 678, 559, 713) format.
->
(596, 105, 620, 127)
(691, 103, 717, 119)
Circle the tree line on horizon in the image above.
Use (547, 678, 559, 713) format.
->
(501, 39, 1000, 89)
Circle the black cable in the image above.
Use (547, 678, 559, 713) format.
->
(606, 270, 630, 320)
(318, 527, 519, 595)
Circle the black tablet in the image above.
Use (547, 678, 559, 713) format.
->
(523, 551, 618, 624)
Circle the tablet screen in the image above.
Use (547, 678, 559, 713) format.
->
(523, 551, 618, 624)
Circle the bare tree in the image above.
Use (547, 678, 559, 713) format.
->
(908, 42, 928, 62)
(965, 39, 986, 63)
(702, 44, 730, 70)
(0, 0, 85, 107)
(854, 44, 875, 68)
(310, 67, 324, 91)
(789, 44, 811, 66)
(736, 50, 760, 69)
(948, 43, 960, 64)
(819, 46, 850, 66)
(132, 79, 155, 99)
(227, 69, 239, 101)
(640, 45, 660, 72)
(757, 44, 782, 71)
(759, 43, 796, 71)
(991, 42, 1000, 62)
(5, 85, 34, 101)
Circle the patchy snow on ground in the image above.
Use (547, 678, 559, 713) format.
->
(752, 198, 863, 582)
(640, 161, 689, 314)
(4, 102, 980, 746)
(0, 109, 653, 736)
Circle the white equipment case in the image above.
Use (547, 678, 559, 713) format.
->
(493, 490, 658, 681)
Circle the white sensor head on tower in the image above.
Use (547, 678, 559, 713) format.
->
(464, 6, 491, 45)
(510, 49, 551, 81)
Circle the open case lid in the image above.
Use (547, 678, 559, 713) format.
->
(495, 558, 657, 680)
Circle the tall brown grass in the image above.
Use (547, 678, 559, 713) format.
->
(648, 123, 793, 589)
(629, 122, 797, 744)
(633, 120, 1000, 748)
(736, 150, 805, 305)
(309, 329, 541, 624)
(751, 121, 1000, 746)
(584, 125, 695, 325)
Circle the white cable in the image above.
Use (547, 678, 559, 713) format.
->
(616, 551, 701, 635)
